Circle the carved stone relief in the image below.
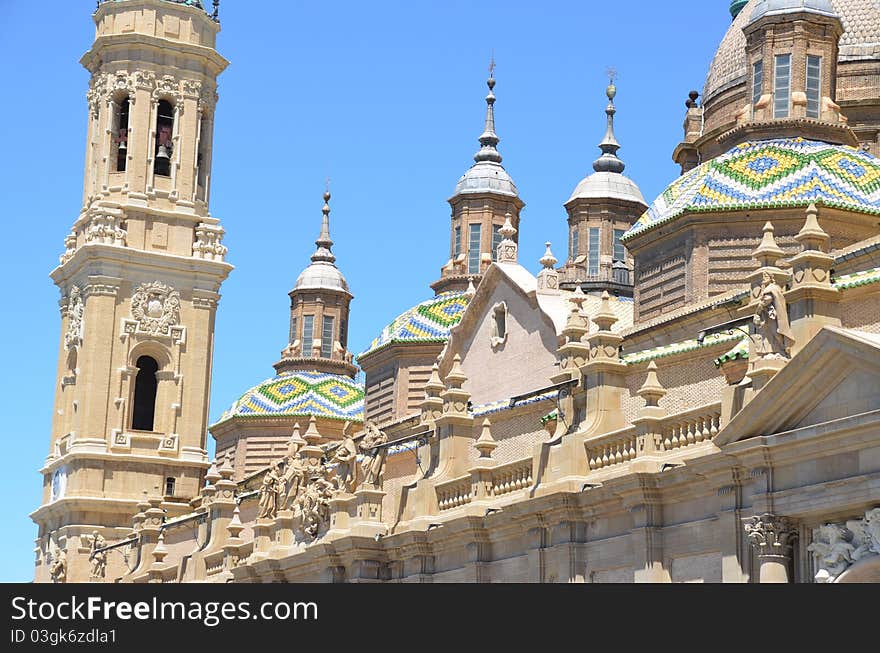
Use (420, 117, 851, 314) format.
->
(64, 286, 84, 351)
(130, 281, 181, 336)
(809, 508, 880, 583)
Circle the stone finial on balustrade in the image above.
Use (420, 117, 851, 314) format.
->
(496, 213, 518, 264)
(420, 363, 445, 427)
(554, 286, 592, 385)
(200, 459, 221, 505)
(219, 451, 235, 481)
(582, 291, 625, 373)
(151, 531, 168, 567)
(227, 505, 244, 541)
(298, 415, 325, 469)
(288, 422, 306, 456)
(475, 418, 498, 459)
(537, 242, 560, 294)
(593, 291, 618, 332)
(785, 203, 839, 355)
(753, 221, 785, 270)
(440, 354, 472, 422)
(637, 362, 666, 412)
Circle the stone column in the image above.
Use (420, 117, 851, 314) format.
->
(743, 513, 798, 583)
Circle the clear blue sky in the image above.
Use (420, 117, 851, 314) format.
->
(0, 0, 732, 581)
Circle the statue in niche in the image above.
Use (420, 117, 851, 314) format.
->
(49, 548, 67, 584)
(752, 272, 794, 359)
(89, 531, 107, 580)
(359, 421, 388, 488)
(330, 422, 359, 494)
(257, 461, 283, 519)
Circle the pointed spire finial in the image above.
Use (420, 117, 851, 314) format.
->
(593, 72, 626, 174)
(474, 58, 503, 165)
(311, 184, 336, 265)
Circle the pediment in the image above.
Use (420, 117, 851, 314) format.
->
(715, 327, 880, 446)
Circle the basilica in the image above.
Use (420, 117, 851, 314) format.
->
(33, 0, 880, 583)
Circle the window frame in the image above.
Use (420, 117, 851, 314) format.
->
(774, 53, 791, 119)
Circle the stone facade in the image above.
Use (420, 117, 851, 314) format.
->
(35, 0, 880, 584)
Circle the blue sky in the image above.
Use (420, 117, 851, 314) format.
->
(0, 0, 733, 581)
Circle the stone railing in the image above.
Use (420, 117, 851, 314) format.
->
(660, 404, 721, 451)
(436, 476, 473, 512)
(204, 550, 225, 577)
(586, 427, 639, 472)
(490, 459, 533, 497)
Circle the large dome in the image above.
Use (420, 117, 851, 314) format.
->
(214, 371, 365, 425)
(704, 0, 880, 105)
(359, 291, 471, 359)
(624, 137, 880, 240)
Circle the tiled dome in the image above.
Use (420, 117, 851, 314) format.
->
(704, 0, 880, 105)
(215, 371, 364, 424)
(359, 292, 471, 359)
(624, 138, 880, 240)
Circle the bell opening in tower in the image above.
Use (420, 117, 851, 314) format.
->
(132, 356, 159, 432)
(154, 100, 174, 177)
(115, 97, 130, 173)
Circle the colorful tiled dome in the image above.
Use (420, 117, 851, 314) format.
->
(623, 138, 880, 241)
(359, 292, 471, 358)
(215, 371, 364, 424)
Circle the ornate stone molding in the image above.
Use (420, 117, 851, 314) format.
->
(808, 508, 880, 583)
(744, 513, 798, 557)
(192, 223, 227, 261)
(152, 75, 183, 106)
(84, 207, 126, 247)
(64, 287, 84, 351)
(134, 70, 156, 92)
(181, 79, 202, 99)
(59, 233, 77, 265)
(129, 281, 181, 336)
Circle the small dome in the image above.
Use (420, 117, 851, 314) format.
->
(704, 0, 880, 106)
(359, 291, 472, 359)
(624, 138, 880, 241)
(454, 161, 519, 197)
(567, 171, 646, 206)
(214, 371, 365, 425)
(750, 0, 837, 21)
(294, 261, 350, 293)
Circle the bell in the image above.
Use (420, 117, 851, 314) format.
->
(118, 140, 127, 151)
(156, 144, 170, 161)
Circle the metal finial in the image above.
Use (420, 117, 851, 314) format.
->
(474, 60, 502, 165)
(489, 52, 496, 78)
(212, 0, 220, 21)
(593, 73, 625, 175)
(311, 186, 335, 265)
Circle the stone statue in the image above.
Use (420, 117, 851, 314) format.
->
(753, 272, 794, 359)
(89, 531, 107, 580)
(359, 421, 388, 488)
(294, 472, 335, 539)
(330, 423, 359, 494)
(282, 454, 307, 510)
(807, 524, 854, 583)
(49, 548, 67, 584)
(257, 462, 282, 519)
(283, 339, 301, 358)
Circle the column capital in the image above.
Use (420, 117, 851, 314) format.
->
(744, 512, 798, 557)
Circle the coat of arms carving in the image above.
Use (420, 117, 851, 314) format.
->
(131, 281, 180, 335)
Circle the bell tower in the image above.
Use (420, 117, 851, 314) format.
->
(32, 0, 232, 583)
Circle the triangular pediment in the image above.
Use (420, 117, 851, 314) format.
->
(715, 327, 880, 446)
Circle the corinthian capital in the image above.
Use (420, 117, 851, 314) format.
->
(744, 513, 798, 556)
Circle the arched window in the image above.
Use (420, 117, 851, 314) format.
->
(132, 356, 159, 431)
(154, 100, 174, 177)
(115, 97, 130, 172)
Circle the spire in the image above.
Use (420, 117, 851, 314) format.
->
(593, 72, 626, 174)
(474, 57, 503, 165)
(310, 185, 336, 265)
